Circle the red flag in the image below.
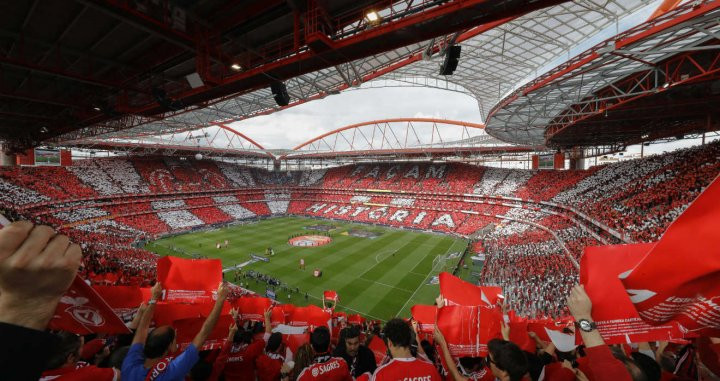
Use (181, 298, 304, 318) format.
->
(582, 243, 684, 343)
(436, 305, 502, 357)
(154, 302, 230, 327)
(620, 175, 720, 337)
(283, 333, 310, 354)
(348, 314, 365, 326)
(174, 314, 233, 351)
(287, 305, 331, 328)
(271, 306, 286, 327)
(333, 312, 345, 319)
(508, 322, 535, 353)
(323, 290, 339, 302)
(368, 335, 388, 365)
(410, 305, 437, 334)
(49, 276, 131, 334)
(156, 256, 222, 303)
(93, 285, 151, 323)
(232, 297, 272, 321)
(439, 272, 502, 307)
(527, 321, 552, 342)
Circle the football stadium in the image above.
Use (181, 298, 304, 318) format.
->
(0, 1, 719, 380)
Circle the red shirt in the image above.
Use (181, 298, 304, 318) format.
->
(542, 363, 575, 381)
(297, 356, 352, 381)
(372, 357, 441, 381)
(222, 340, 265, 381)
(443, 366, 494, 381)
(256, 352, 285, 381)
(39, 365, 117, 381)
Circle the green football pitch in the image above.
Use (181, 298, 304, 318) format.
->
(144, 216, 468, 321)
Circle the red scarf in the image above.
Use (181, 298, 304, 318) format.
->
(145, 357, 173, 381)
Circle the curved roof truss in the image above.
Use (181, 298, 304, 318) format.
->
(375, 0, 658, 123)
(283, 118, 537, 160)
(486, 0, 720, 146)
(58, 123, 271, 159)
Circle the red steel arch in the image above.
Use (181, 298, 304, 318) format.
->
(217, 124, 265, 150)
(292, 118, 485, 151)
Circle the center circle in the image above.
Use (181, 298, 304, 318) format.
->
(288, 235, 332, 247)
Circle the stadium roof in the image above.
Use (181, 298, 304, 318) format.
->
(92, 0, 658, 146)
(0, 0, 566, 150)
(486, 0, 720, 147)
(6, 0, 715, 158)
(70, 118, 541, 162)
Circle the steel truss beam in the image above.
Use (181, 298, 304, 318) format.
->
(486, 0, 720, 147)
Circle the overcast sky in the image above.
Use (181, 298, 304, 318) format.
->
(224, 86, 484, 150)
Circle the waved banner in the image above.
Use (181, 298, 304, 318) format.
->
(49, 276, 131, 334)
(154, 302, 230, 327)
(283, 333, 311, 354)
(232, 297, 273, 321)
(157, 256, 222, 303)
(287, 305, 331, 329)
(508, 321, 535, 353)
(323, 290, 339, 302)
(411, 305, 437, 334)
(348, 314, 365, 326)
(436, 305, 502, 357)
(93, 285, 150, 323)
(368, 335, 388, 365)
(174, 314, 234, 351)
(439, 272, 502, 307)
(620, 175, 720, 337)
(582, 243, 684, 343)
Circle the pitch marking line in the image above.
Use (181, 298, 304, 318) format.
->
(395, 241, 456, 317)
(359, 278, 414, 294)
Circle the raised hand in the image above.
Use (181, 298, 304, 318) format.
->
(217, 282, 229, 301)
(0, 222, 82, 330)
(433, 326, 446, 345)
(228, 323, 238, 340)
(566, 284, 592, 320)
(151, 282, 163, 301)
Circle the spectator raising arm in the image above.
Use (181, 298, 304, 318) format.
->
(127, 302, 148, 331)
(131, 282, 162, 345)
(0, 221, 82, 381)
(192, 282, 229, 349)
(265, 307, 273, 334)
(566, 284, 632, 381)
(433, 326, 467, 381)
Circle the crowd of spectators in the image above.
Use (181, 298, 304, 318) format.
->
(0, 142, 715, 321)
(3, 219, 719, 381)
(481, 227, 578, 318)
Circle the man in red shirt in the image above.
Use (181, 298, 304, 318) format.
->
(221, 308, 273, 381)
(297, 326, 352, 381)
(39, 331, 118, 381)
(255, 332, 287, 381)
(372, 318, 441, 381)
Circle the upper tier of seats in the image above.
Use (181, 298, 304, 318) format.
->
(0, 142, 717, 294)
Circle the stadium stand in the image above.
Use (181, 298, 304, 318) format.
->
(0, 142, 717, 300)
(5, 2, 720, 380)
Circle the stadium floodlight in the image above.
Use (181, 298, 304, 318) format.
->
(662, 82, 670, 89)
(231, 63, 242, 71)
(365, 11, 379, 23)
(195, 153, 203, 160)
